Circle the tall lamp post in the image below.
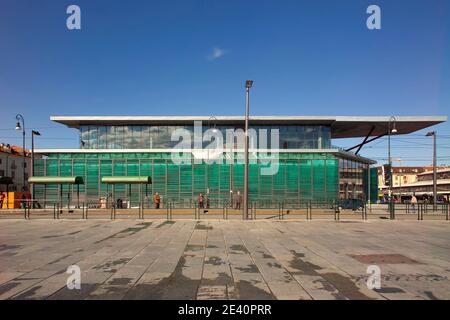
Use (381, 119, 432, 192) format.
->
(15, 114, 26, 192)
(393, 158, 403, 201)
(426, 131, 437, 211)
(387, 116, 397, 219)
(244, 80, 253, 220)
(206, 116, 218, 196)
(31, 130, 41, 204)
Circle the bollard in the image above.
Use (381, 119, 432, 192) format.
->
(418, 203, 423, 221)
(195, 204, 198, 220)
(391, 201, 395, 220)
(363, 203, 367, 220)
(307, 201, 312, 220)
(166, 203, 170, 220)
(278, 203, 281, 220)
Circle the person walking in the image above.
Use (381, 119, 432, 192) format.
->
(153, 192, 161, 209)
(0, 193, 4, 209)
(411, 194, 417, 213)
(198, 193, 205, 209)
(206, 194, 210, 209)
(234, 190, 242, 210)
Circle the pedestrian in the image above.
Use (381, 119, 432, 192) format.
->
(234, 190, 242, 210)
(153, 192, 161, 209)
(26, 192, 31, 209)
(411, 194, 417, 213)
(198, 193, 204, 209)
(206, 194, 210, 209)
(0, 193, 4, 209)
(21, 193, 26, 209)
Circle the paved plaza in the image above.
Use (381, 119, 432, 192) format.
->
(0, 218, 449, 300)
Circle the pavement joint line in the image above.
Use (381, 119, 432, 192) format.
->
(7, 221, 148, 299)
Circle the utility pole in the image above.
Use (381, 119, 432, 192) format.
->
(388, 116, 397, 219)
(244, 80, 253, 220)
(426, 131, 437, 211)
(31, 130, 41, 205)
(15, 114, 26, 192)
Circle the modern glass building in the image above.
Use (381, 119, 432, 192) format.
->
(33, 116, 446, 207)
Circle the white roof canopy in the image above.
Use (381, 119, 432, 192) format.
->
(50, 115, 447, 139)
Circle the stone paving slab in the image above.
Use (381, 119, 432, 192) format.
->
(0, 219, 449, 300)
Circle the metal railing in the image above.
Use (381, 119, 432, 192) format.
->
(1, 198, 448, 221)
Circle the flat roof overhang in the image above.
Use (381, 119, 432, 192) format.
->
(28, 176, 84, 184)
(50, 115, 447, 139)
(101, 176, 152, 184)
(34, 149, 377, 165)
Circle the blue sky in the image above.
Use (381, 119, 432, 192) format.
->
(0, 0, 449, 165)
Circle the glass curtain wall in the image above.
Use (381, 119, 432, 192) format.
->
(33, 152, 341, 208)
(338, 157, 369, 200)
(79, 125, 331, 150)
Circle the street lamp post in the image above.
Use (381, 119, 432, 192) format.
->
(15, 114, 26, 192)
(31, 130, 41, 205)
(426, 131, 437, 211)
(206, 116, 218, 196)
(393, 158, 403, 201)
(388, 116, 397, 219)
(244, 80, 253, 220)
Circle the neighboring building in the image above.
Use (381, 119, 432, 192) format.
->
(380, 168, 450, 201)
(377, 166, 427, 188)
(0, 143, 31, 192)
(377, 165, 450, 188)
(33, 115, 446, 207)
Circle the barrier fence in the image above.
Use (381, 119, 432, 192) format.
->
(0, 199, 448, 221)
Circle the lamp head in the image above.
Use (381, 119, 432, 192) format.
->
(245, 80, 253, 88)
(391, 128, 398, 134)
(15, 122, 21, 131)
(32, 130, 41, 136)
(426, 131, 435, 137)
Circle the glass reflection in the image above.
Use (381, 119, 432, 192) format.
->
(79, 125, 331, 150)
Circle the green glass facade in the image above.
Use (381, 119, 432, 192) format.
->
(33, 152, 350, 207)
(33, 118, 384, 208)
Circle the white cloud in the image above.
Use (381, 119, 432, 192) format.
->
(207, 47, 226, 60)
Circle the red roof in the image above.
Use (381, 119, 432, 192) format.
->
(0, 144, 31, 157)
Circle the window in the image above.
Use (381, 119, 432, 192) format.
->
(0, 170, 4, 176)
